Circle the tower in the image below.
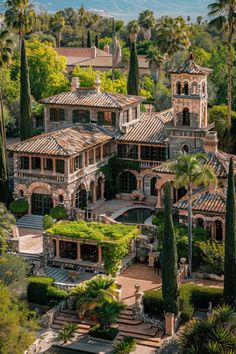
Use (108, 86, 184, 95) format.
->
(166, 54, 213, 158)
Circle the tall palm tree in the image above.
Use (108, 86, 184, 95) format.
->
(145, 46, 164, 89)
(156, 16, 191, 63)
(49, 12, 65, 47)
(61, 7, 78, 28)
(138, 10, 156, 40)
(126, 20, 140, 43)
(0, 29, 14, 206)
(208, 0, 236, 128)
(170, 153, 217, 277)
(78, 4, 87, 47)
(4, 0, 35, 50)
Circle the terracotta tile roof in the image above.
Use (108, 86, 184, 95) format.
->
(116, 109, 173, 144)
(7, 124, 113, 157)
(56, 47, 111, 58)
(170, 55, 212, 75)
(173, 189, 226, 214)
(78, 56, 149, 70)
(41, 90, 143, 108)
(152, 151, 236, 178)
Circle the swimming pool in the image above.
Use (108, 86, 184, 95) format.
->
(115, 207, 153, 224)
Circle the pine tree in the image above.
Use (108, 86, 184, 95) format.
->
(20, 39, 33, 141)
(87, 30, 91, 48)
(127, 42, 139, 95)
(162, 181, 179, 315)
(224, 158, 236, 307)
(95, 34, 99, 48)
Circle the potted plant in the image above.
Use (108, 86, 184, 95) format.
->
(56, 322, 77, 344)
(137, 247, 148, 263)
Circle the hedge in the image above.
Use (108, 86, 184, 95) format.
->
(9, 199, 29, 214)
(49, 206, 67, 220)
(143, 283, 223, 321)
(27, 276, 68, 305)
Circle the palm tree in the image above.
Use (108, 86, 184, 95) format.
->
(49, 12, 65, 47)
(61, 7, 78, 28)
(0, 203, 16, 254)
(170, 152, 217, 277)
(180, 305, 236, 353)
(156, 16, 191, 63)
(93, 299, 124, 330)
(4, 0, 35, 50)
(126, 20, 140, 43)
(0, 29, 14, 205)
(208, 0, 236, 129)
(78, 4, 87, 47)
(145, 46, 164, 89)
(138, 10, 156, 40)
(56, 322, 77, 344)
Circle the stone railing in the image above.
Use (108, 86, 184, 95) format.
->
(15, 171, 69, 184)
(140, 160, 162, 169)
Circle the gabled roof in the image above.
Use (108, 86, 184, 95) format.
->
(7, 124, 113, 157)
(56, 47, 111, 58)
(152, 150, 236, 178)
(77, 56, 149, 70)
(41, 89, 143, 109)
(170, 54, 212, 75)
(173, 189, 226, 214)
(116, 110, 173, 144)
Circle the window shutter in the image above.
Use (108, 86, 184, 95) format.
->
(111, 112, 116, 126)
(85, 110, 90, 123)
(97, 112, 104, 125)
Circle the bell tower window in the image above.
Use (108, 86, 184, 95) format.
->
(182, 145, 189, 153)
(183, 108, 190, 126)
(184, 83, 189, 95)
(177, 82, 181, 95)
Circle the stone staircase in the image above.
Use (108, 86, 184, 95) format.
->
(51, 307, 164, 350)
(16, 214, 43, 230)
(19, 252, 42, 263)
(45, 266, 72, 284)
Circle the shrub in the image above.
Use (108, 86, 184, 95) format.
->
(143, 284, 223, 321)
(89, 325, 118, 341)
(113, 336, 136, 354)
(27, 276, 68, 305)
(142, 289, 164, 317)
(49, 206, 67, 220)
(197, 240, 224, 275)
(43, 214, 54, 230)
(9, 199, 29, 215)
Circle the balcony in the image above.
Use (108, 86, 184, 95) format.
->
(15, 170, 69, 184)
(140, 160, 162, 169)
(84, 157, 110, 175)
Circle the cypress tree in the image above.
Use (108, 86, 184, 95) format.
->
(224, 158, 236, 307)
(95, 34, 99, 48)
(20, 39, 33, 141)
(127, 42, 139, 95)
(0, 108, 9, 205)
(87, 30, 91, 48)
(162, 181, 179, 315)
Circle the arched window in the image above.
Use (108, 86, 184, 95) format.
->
(197, 218, 204, 228)
(182, 145, 189, 154)
(215, 220, 223, 242)
(58, 194, 64, 204)
(184, 83, 189, 95)
(177, 82, 181, 95)
(120, 171, 137, 193)
(19, 190, 24, 198)
(192, 82, 197, 95)
(183, 108, 190, 126)
(150, 177, 157, 196)
(75, 185, 87, 209)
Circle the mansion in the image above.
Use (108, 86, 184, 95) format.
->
(8, 55, 235, 242)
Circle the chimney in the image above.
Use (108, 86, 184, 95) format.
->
(71, 77, 80, 92)
(94, 74, 101, 93)
(91, 45, 97, 58)
(204, 131, 218, 154)
(103, 44, 110, 54)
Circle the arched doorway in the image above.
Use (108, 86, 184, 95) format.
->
(75, 185, 87, 209)
(96, 177, 103, 200)
(89, 181, 95, 203)
(184, 83, 189, 95)
(31, 193, 53, 215)
(182, 145, 189, 154)
(150, 177, 157, 196)
(197, 218, 204, 228)
(183, 108, 190, 126)
(215, 220, 223, 242)
(120, 171, 137, 193)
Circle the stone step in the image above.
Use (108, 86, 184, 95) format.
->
(118, 323, 158, 337)
(120, 308, 133, 316)
(118, 331, 162, 342)
(117, 334, 161, 349)
(19, 252, 42, 262)
(55, 315, 91, 328)
(118, 314, 134, 320)
(17, 215, 43, 230)
(117, 318, 142, 325)
(51, 324, 90, 334)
